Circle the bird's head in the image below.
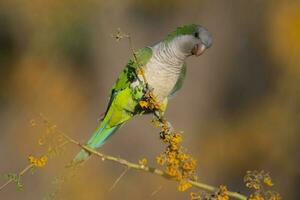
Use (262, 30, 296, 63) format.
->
(164, 24, 213, 57)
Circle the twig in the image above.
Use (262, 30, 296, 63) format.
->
(127, 35, 149, 86)
(0, 164, 33, 191)
(0, 140, 69, 191)
(108, 167, 129, 192)
(0, 127, 247, 200)
(150, 185, 163, 197)
(60, 131, 247, 200)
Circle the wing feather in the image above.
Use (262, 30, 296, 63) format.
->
(103, 47, 153, 117)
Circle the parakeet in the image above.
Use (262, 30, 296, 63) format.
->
(73, 24, 213, 164)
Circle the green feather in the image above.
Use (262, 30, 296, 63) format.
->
(113, 47, 153, 90)
(73, 47, 153, 164)
(164, 24, 198, 43)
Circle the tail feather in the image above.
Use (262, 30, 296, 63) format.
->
(72, 120, 121, 165)
(73, 149, 90, 165)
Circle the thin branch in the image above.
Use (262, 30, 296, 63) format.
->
(0, 140, 69, 192)
(127, 35, 149, 86)
(150, 185, 163, 197)
(0, 129, 247, 200)
(0, 164, 33, 191)
(61, 132, 247, 200)
(108, 167, 129, 192)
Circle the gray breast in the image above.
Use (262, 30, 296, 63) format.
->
(143, 57, 182, 102)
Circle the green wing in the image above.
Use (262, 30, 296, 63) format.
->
(169, 63, 187, 97)
(73, 47, 153, 163)
(113, 47, 153, 91)
(103, 47, 153, 119)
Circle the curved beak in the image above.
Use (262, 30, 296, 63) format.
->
(191, 43, 207, 57)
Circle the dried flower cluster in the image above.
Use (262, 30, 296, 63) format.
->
(111, 28, 129, 42)
(28, 155, 48, 168)
(189, 185, 229, 200)
(138, 87, 198, 194)
(244, 170, 281, 200)
(155, 121, 197, 192)
(139, 89, 163, 113)
(137, 79, 198, 192)
(138, 158, 148, 167)
(217, 185, 230, 200)
(37, 116, 68, 158)
(30, 116, 72, 199)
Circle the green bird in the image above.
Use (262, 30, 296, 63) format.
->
(73, 24, 213, 164)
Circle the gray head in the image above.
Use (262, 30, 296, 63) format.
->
(164, 24, 213, 57)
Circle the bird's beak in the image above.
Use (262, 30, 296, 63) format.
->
(191, 43, 207, 57)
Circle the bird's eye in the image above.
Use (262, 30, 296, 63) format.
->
(194, 32, 199, 38)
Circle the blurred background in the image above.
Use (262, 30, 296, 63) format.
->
(0, 0, 299, 199)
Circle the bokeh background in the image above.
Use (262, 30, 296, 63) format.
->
(1, 0, 299, 199)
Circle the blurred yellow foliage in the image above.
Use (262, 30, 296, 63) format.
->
(217, 185, 229, 200)
(28, 155, 48, 168)
(177, 180, 192, 192)
(138, 158, 148, 167)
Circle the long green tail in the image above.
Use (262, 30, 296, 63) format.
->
(73, 118, 121, 164)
